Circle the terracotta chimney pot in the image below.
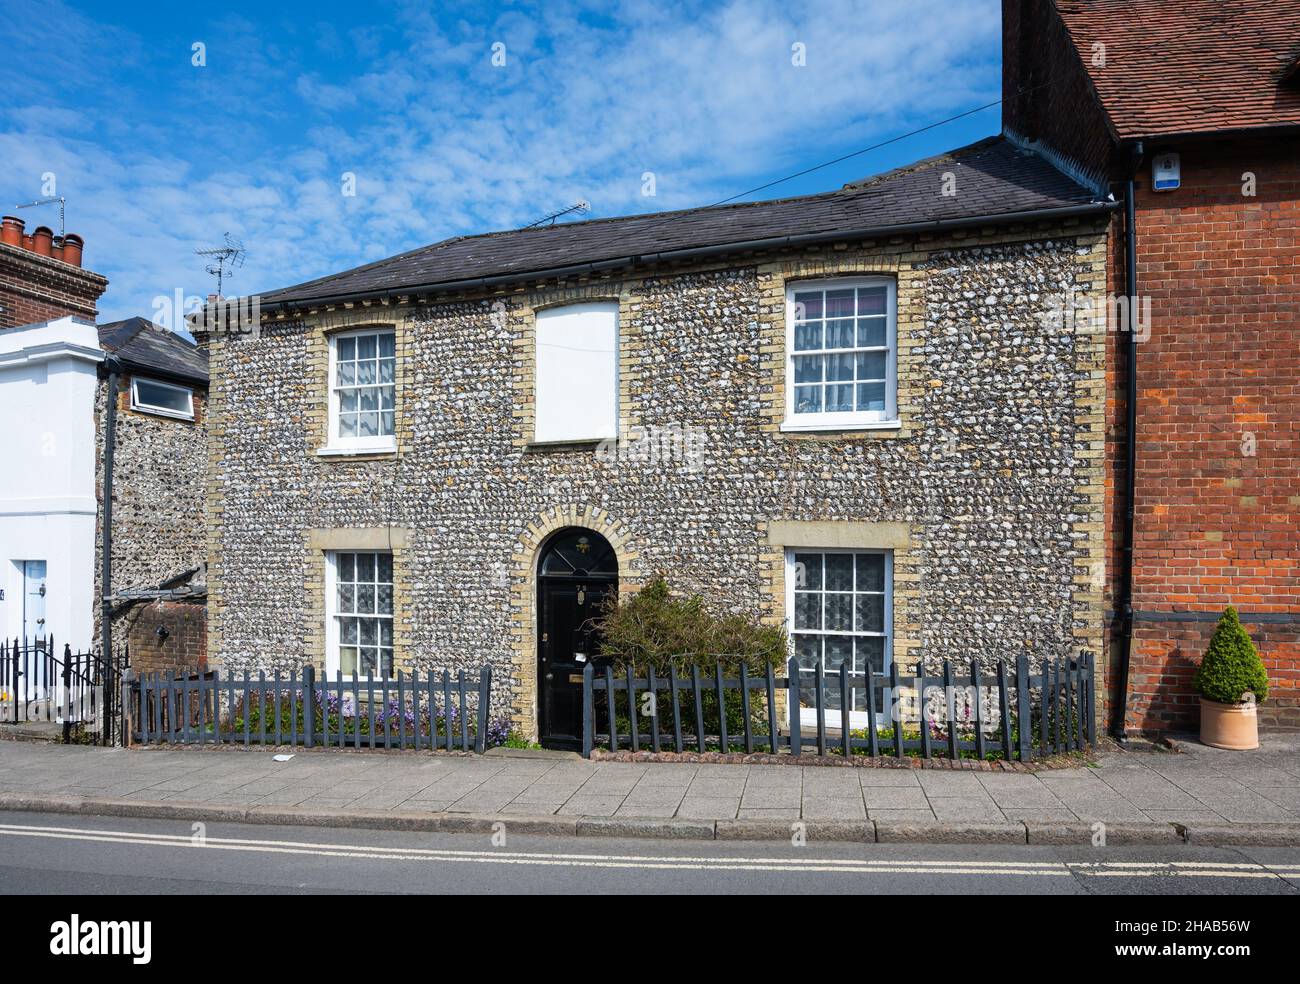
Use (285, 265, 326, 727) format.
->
(61, 233, 84, 267)
(0, 215, 22, 247)
(31, 225, 53, 256)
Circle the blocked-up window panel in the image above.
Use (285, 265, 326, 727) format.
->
(534, 302, 619, 443)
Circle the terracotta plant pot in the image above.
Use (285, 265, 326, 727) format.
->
(1199, 696, 1258, 750)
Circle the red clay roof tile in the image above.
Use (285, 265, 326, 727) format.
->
(1055, 0, 1300, 138)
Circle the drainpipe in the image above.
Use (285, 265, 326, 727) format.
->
(1113, 141, 1144, 742)
(100, 357, 120, 743)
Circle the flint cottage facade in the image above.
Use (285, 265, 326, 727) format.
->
(200, 137, 1113, 748)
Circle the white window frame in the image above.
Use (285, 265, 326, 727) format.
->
(785, 548, 893, 730)
(781, 276, 898, 432)
(533, 301, 619, 444)
(325, 327, 397, 454)
(324, 550, 394, 680)
(130, 376, 194, 420)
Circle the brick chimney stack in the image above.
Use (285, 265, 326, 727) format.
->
(0, 215, 107, 328)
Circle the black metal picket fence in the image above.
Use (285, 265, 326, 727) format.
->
(581, 652, 1095, 761)
(125, 665, 497, 753)
(0, 636, 122, 744)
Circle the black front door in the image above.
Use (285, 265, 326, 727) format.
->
(538, 577, 615, 749)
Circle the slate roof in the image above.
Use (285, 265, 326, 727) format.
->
(264, 136, 1109, 307)
(97, 317, 209, 385)
(1056, 0, 1300, 138)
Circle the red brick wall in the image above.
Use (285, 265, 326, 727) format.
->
(1116, 135, 1300, 731)
(0, 243, 108, 328)
(123, 600, 208, 678)
(1001, 0, 1115, 177)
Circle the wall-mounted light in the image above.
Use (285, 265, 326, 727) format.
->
(155, 625, 170, 643)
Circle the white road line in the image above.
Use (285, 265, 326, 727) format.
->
(0, 822, 1050, 868)
(0, 822, 1290, 880)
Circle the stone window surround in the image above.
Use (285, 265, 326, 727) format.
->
(781, 274, 899, 432)
(761, 521, 917, 685)
(304, 313, 411, 460)
(304, 527, 410, 679)
(757, 254, 921, 441)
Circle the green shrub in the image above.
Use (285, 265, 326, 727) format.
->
(595, 576, 786, 743)
(1193, 606, 1268, 704)
(596, 576, 786, 674)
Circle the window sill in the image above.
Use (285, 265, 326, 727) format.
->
(317, 444, 397, 458)
(524, 438, 609, 453)
(130, 405, 195, 422)
(779, 420, 902, 434)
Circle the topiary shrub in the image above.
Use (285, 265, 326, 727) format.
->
(1193, 606, 1268, 705)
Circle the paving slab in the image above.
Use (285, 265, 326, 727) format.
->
(5, 734, 1300, 840)
(676, 796, 741, 819)
(930, 797, 1005, 822)
(861, 786, 930, 810)
(802, 796, 867, 820)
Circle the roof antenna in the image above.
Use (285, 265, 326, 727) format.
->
(14, 196, 66, 238)
(196, 233, 246, 296)
(524, 200, 590, 228)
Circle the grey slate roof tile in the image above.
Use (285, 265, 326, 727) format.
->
(97, 317, 208, 385)
(264, 136, 1106, 306)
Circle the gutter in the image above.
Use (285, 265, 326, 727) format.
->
(269, 201, 1116, 313)
(1113, 141, 1145, 743)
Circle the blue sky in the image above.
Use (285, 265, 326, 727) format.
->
(0, 0, 1002, 321)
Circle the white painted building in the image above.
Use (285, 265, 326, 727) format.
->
(0, 317, 104, 651)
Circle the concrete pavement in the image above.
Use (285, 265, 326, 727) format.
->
(1, 735, 1299, 844)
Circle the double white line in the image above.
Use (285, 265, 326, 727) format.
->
(1, 822, 1297, 879)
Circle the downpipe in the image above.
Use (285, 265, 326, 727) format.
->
(1112, 141, 1144, 744)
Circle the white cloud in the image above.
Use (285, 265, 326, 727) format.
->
(0, 0, 1000, 321)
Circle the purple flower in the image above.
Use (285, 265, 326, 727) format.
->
(485, 717, 510, 747)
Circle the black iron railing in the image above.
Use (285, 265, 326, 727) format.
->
(582, 652, 1096, 761)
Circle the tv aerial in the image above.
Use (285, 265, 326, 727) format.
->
(196, 233, 246, 295)
(14, 196, 67, 237)
(524, 200, 590, 228)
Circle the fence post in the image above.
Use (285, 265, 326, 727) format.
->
(303, 665, 315, 748)
(120, 670, 135, 748)
(788, 657, 801, 757)
(1016, 651, 1031, 761)
(61, 644, 72, 744)
(943, 660, 957, 760)
(582, 662, 594, 758)
(626, 664, 639, 753)
(1085, 650, 1097, 747)
(475, 665, 491, 754)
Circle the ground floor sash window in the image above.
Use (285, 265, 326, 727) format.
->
(326, 551, 394, 679)
(787, 549, 892, 729)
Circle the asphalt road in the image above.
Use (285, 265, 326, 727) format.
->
(1, 811, 1298, 895)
